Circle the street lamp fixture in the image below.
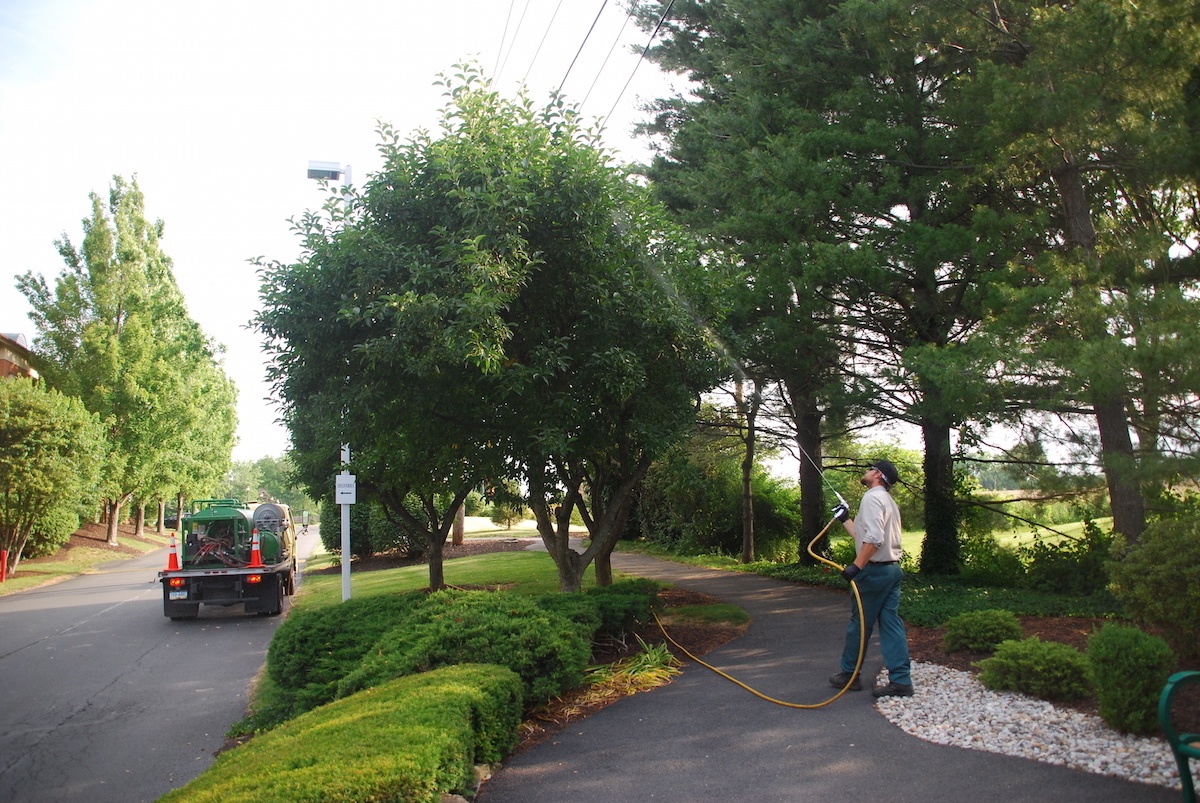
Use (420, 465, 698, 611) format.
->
(306, 160, 351, 184)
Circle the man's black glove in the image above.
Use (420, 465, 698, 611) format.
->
(840, 563, 861, 582)
(832, 503, 850, 522)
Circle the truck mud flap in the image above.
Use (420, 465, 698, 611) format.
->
(243, 573, 285, 616)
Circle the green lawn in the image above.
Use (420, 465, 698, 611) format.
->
(0, 531, 173, 596)
(296, 549, 602, 608)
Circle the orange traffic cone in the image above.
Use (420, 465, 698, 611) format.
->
(166, 534, 181, 571)
(248, 529, 264, 568)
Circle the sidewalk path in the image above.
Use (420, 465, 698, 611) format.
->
(477, 552, 1175, 802)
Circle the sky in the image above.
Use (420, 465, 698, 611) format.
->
(0, 0, 682, 461)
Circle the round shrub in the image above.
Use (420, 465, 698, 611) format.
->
(942, 609, 1023, 653)
(1108, 517, 1200, 659)
(1087, 623, 1175, 734)
(976, 637, 1092, 701)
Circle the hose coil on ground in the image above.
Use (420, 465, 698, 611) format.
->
(654, 517, 866, 708)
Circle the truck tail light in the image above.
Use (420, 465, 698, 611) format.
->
(245, 574, 263, 584)
(168, 577, 186, 588)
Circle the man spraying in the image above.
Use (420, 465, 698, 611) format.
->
(827, 459, 914, 698)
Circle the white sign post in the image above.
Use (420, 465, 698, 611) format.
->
(337, 445, 355, 601)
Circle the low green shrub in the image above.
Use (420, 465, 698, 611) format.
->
(1108, 517, 1200, 659)
(266, 592, 427, 715)
(335, 590, 589, 704)
(162, 664, 523, 803)
(534, 579, 659, 645)
(533, 593, 603, 642)
(584, 578, 662, 635)
(976, 637, 1092, 701)
(1086, 623, 1175, 734)
(942, 609, 1023, 653)
(1019, 523, 1112, 596)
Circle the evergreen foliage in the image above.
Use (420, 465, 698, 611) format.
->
(977, 637, 1093, 701)
(1108, 517, 1200, 659)
(1087, 623, 1175, 735)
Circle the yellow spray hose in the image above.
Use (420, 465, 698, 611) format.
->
(653, 515, 867, 708)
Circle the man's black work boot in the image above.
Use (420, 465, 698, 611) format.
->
(828, 672, 862, 691)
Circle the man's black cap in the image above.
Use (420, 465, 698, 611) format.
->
(869, 459, 900, 487)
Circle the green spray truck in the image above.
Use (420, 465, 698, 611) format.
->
(159, 499, 297, 621)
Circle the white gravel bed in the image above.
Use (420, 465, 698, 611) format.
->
(872, 660, 1184, 790)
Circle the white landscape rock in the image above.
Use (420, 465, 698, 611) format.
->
(873, 661, 1183, 791)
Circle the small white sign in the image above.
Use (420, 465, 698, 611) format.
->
(335, 474, 357, 505)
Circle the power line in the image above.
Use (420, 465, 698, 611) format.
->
(494, 0, 517, 78)
(496, 0, 534, 84)
(604, 0, 675, 125)
(522, 0, 566, 85)
(558, 0, 609, 96)
(581, 6, 631, 109)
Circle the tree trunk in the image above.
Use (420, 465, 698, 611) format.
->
(1094, 393, 1146, 542)
(918, 419, 960, 574)
(105, 499, 122, 546)
(1052, 160, 1148, 542)
(134, 503, 146, 538)
(452, 505, 465, 546)
(736, 380, 758, 564)
(531, 486, 587, 592)
(426, 531, 446, 591)
(554, 549, 585, 592)
(156, 498, 166, 534)
(594, 550, 612, 586)
(784, 379, 826, 565)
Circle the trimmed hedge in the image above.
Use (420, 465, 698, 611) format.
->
(266, 592, 428, 715)
(335, 591, 590, 703)
(161, 664, 523, 803)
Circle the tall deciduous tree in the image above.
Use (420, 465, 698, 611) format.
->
(0, 379, 104, 572)
(19, 176, 236, 543)
(256, 66, 717, 591)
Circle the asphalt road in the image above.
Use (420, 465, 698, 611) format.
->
(0, 527, 322, 803)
